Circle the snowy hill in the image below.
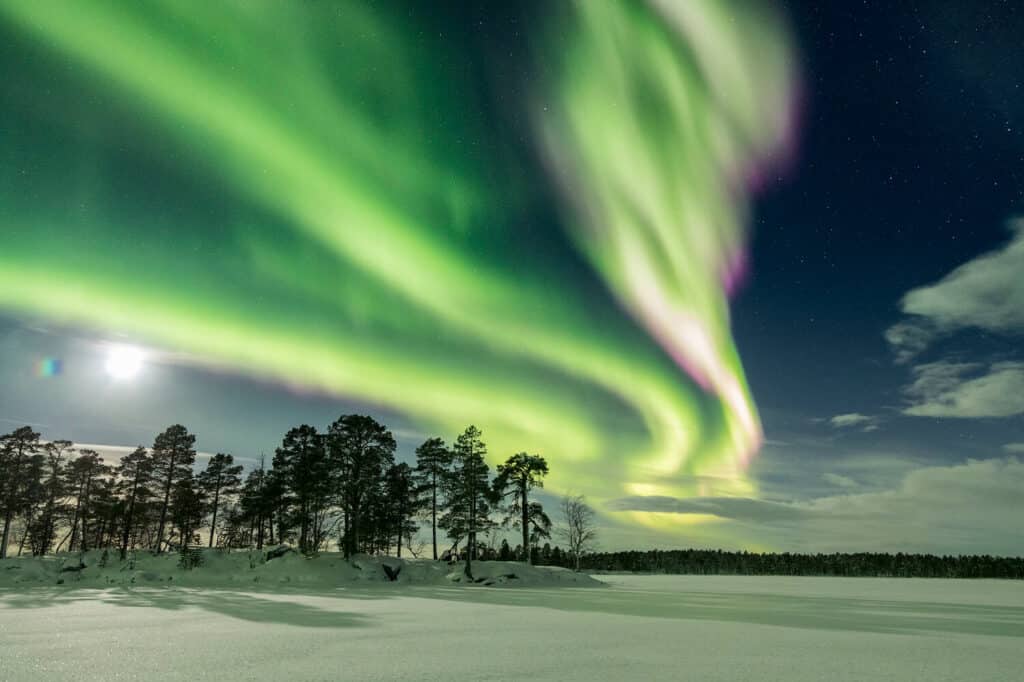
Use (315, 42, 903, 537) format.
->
(0, 548, 604, 589)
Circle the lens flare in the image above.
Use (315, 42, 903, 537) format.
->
(0, 0, 796, 538)
(35, 357, 62, 378)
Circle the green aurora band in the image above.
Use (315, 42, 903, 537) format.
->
(0, 1, 796, 537)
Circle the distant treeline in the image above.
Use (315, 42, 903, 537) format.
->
(574, 549, 1024, 579)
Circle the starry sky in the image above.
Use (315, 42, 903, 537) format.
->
(1, 1, 1021, 555)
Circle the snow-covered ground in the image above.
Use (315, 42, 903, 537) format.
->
(1, 558, 1021, 681)
(0, 548, 600, 589)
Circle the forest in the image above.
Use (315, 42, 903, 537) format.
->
(574, 549, 1024, 579)
(2, 421, 1020, 580)
(0, 419, 591, 579)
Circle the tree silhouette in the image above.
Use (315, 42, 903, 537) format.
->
(198, 453, 244, 548)
(66, 449, 109, 553)
(171, 473, 204, 549)
(273, 426, 331, 554)
(494, 452, 550, 564)
(441, 425, 494, 579)
(0, 426, 42, 559)
(557, 494, 597, 571)
(384, 462, 420, 557)
(33, 440, 73, 555)
(115, 447, 152, 559)
(151, 425, 197, 554)
(413, 437, 451, 560)
(327, 415, 396, 557)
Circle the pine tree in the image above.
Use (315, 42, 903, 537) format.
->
(15, 456, 46, 557)
(198, 453, 244, 548)
(440, 425, 494, 579)
(273, 426, 331, 554)
(115, 446, 152, 560)
(66, 449, 109, 552)
(413, 437, 451, 560)
(327, 415, 396, 557)
(0, 426, 42, 559)
(150, 425, 196, 553)
(239, 462, 269, 549)
(33, 440, 73, 555)
(264, 467, 289, 546)
(384, 462, 420, 557)
(83, 475, 118, 551)
(494, 452, 550, 565)
(170, 473, 204, 550)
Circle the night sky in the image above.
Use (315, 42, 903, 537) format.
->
(1, 1, 1021, 554)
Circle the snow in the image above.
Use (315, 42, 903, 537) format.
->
(0, 548, 602, 589)
(1, 560, 1021, 681)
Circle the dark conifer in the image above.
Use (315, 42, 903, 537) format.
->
(150, 425, 197, 553)
(413, 437, 451, 560)
(198, 453, 244, 548)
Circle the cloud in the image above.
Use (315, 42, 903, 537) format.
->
(884, 322, 937, 364)
(751, 440, 926, 501)
(1003, 443, 1024, 454)
(828, 413, 880, 433)
(902, 361, 1024, 418)
(615, 457, 1024, 555)
(885, 221, 1024, 360)
(828, 413, 880, 431)
(822, 472, 859, 488)
(68, 442, 254, 467)
(828, 413, 871, 428)
(609, 495, 811, 522)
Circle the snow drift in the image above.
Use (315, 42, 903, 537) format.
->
(0, 548, 604, 589)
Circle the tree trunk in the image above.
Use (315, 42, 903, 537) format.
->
(68, 480, 85, 553)
(299, 501, 309, 554)
(431, 479, 437, 561)
(465, 470, 475, 579)
(16, 515, 30, 556)
(80, 473, 94, 552)
(350, 497, 360, 557)
(521, 481, 530, 565)
(341, 509, 349, 558)
(155, 453, 176, 554)
(1, 510, 14, 559)
(0, 449, 27, 560)
(121, 476, 139, 561)
(208, 480, 221, 548)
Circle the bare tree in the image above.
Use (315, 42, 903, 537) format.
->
(557, 494, 597, 571)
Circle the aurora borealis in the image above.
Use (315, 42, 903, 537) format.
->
(0, 0, 797, 535)
(3, 0, 1024, 557)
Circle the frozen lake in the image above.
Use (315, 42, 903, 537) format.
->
(1, 574, 1021, 680)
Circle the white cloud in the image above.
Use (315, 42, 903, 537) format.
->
(1003, 443, 1024, 454)
(829, 413, 872, 428)
(68, 442, 254, 467)
(884, 322, 936, 364)
(902, 361, 1024, 418)
(615, 457, 1024, 555)
(828, 413, 880, 432)
(822, 472, 859, 488)
(885, 221, 1024, 360)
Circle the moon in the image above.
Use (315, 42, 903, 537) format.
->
(105, 345, 143, 380)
